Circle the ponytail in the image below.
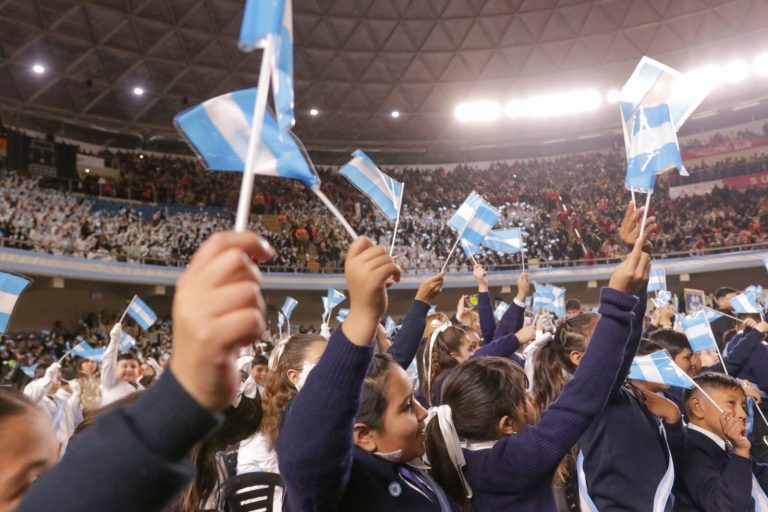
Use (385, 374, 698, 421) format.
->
(425, 409, 472, 511)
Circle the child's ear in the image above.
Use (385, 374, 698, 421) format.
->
(353, 423, 378, 453)
(569, 350, 583, 367)
(286, 368, 300, 386)
(687, 397, 704, 420)
(497, 415, 517, 436)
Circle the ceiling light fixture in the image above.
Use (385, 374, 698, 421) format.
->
(391, 110, 400, 118)
(754, 53, 768, 76)
(32, 64, 45, 74)
(605, 89, 621, 104)
(454, 100, 501, 123)
(724, 59, 750, 84)
(133, 87, 145, 96)
(309, 108, 319, 116)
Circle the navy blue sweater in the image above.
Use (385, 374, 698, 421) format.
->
(461, 287, 638, 511)
(18, 371, 220, 511)
(477, 291, 525, 343)
(728, 330, 768, 395)
(675, 428, 768, 511)
(388, 299, 430, 369)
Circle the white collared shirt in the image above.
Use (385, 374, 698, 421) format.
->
(688, 423, 727, 451)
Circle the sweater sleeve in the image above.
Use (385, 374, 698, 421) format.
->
(465, 288, 637, 490)
(388, 300, 430, 369)
(609, 286, 647, 398)
(753, 459, 768, 494)
(18, 370, 220, 512)
(682, 446, 753, 511)
(277, 327, 375, 512)
(477, 292, 496, 345)
(471, 332, 520, 360)
(494, 301, 525, 340)
(664, 419, 686, 478)
(723, 329, 764, 376)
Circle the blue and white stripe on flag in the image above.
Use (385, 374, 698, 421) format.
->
(648, 267, 667, 292)
(482, 228, 522, 254)
(384, 316, 397, 337)
(323, 288, 346, 322)
(336, 308, 349, 323)
(69, 341, 106, 363)
(650, 290, 673, 309)
(174, 88, 318, 187)
(21, 364, 38, 378)
(532, 281, 566, 316)
(239, 0, 294, 133)
(448, 192, 501, 246)
(680, 310, 718, 353)
(625, 104, 686, 192)
(118, 332, 136, 353)
(628, 350, 695, 389)
(702, 307, 723, 323)
(0, 272, 32, 334)
(747, 396, 756, 435)
(461, 239, 481, 259)
(338, 150, 402, 221)
(494, 302, 510, 323)
(732, 290, 761, 315)
(126, 296, 158, 330)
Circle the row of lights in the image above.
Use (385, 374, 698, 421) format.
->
(455, 53, 768, 123)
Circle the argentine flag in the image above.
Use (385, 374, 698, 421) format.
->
(384, 316, 397, 337)
(625, 104, 685, 192)
(532, 281, 566, 317)
(0, 272, 32, 334)
(732, 289, 761, 315)
(482, 228, 523, 254)
(126, 296, 158, 330)
(680, 310, 718, 353)
(21, 364, 38, 379)
(448, 192, 501, 246)
(174, 88, 318, 187)
(702, 307, 723, 323)
(118, 332, 136, 353)
(628, 350, 695, 389)
(278, 296, 298, 329)
(336, 308, 349, 323)
(323, 289, 346, 322)
(461, 239, 481, 259)
(648, 267, 667, 292)
(494, 302, 510, 323)
(69, 341, 106, 363)
(650, 289, 673, 309)
(239, 0, 294, 133)
(338, 150, 403, 221)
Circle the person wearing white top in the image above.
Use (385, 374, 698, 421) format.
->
(100, 323, 143, 406)
(22, 363, 81, 455)
(237, 431, 284, 511)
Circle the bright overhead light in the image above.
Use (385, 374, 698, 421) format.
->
(606, 89, 621, 104)
(133, 87, 145, 96)
(723, 59, 750, 84)
(454, 100, 501, 123)
(686, 65, 723, 90)
(32, 64, 45, 74)
(390, 110, 400, 118)
(508, 89, 602, 119)
(754, 53, 768, 76)
(309, 108, 318, 116)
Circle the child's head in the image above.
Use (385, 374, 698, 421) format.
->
(426, 325, 475, 403)
(714, 287, 738, 309)
(261, 333, 327, 447)
(531, 313, 598, 412)
(650, 329, 694, 375)
(0, 389, 59, 510)
(116, 353, 139, 383)
(354, 353, 428, 463)
(684, 372, 747, 439)
(565, 299, 583, 318)
(250, 354, 269, 386)
(79, 358, 98, 376)
(461, 309, 481, 337)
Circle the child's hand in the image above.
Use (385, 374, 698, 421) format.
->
(754, 321, 768, 334)
(456, 295, 467, 322)
(619, 201, 656, 251)
(635, 387, 681, 424)
(742, 380, 762, 405)
(416, 271, 445, 304)
(515, 272, 530, 302)
(608, 226, 652, 294)
(515, 325, 536, 344)
(720, 411, 751, 457)
(473, 264, 488, 292)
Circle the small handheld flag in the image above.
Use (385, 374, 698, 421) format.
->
(447, 192, 501, 247)
(0, 272, 32, 334)
(494, 302, 510, 323)
(278, 297, 298, 330)
(21, 364, 38, 379)
(628, 350, 695, 389)
(650, 290, 673, 309)
(702, 306, 724, 323)
(123, 296, 158, 330)
(118, 332, 136, 353)
(323, 289, 346, 323)
(428, 304, 437, 315)
(731, 290, 761, 315)
(336, 308, 349, 323)
(680, 310, 719, 353)
(747, 396, 756, 435)
(532, 281, 566, 317)
(338, 150, 403, 221)
(482, 228, 522, 254)
(67, 341, 106, 363)
(384, 316, 397, 337)
(648, 267, 667, 293)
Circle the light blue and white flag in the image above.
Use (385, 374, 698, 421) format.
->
(702, 307, 723, 323)
(323, 288, 346, 322)
(650, 290, 673, 309)
(494, 302, 510, 323)
(525, 296, 532, 310)
(336, 308, 349, 323)
(628, 350, 695, 389)
(648, 266, 667, 292)
(21, 364, 38, 379)
(125, 296, 158, 330)
(461, 239, 481, 259)
(680, 310, 718, 353)
(69, 341, 105, 363)
(448, 192, 501, 246)
(532, 281, 566, 317)
(747, 396, 756, 435)
(384, 316, 397, 337)
(239, 0, 294, 133)
(732, 290, 761, 315)
(0, 272, 32, 334)
(278, 296, 298, 329)
(338, 150, 403, 221)
(482, 228, 522, 254)
(118, 332, 136, 353)
(174, 88, 318, 187)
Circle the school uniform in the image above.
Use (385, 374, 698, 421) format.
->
(711, 308, 738, 350)
(100, 334, 143, 406)
(477, 291, 525, 343)
(388, 299, 431, 370)
(675, 425, 768, 511)
(728, 330, 768, 395)
(23, 375, 81, 455)
(278, 327, 455, 511)
(459, 287, 639, 511)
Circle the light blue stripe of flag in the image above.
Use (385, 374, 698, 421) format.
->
(651, 289, 673, 309)
(21, 364, 38, 378)
(702, 307, 723, 323)
(625, 104, 685, 192)
(336, 308, 349, 323)
(239, 0, 294, 133)
(494, 302, 510, 322)
(648, 267, 667, 292)
(0, 272, 32, 334)
(448, 192, 500, 246)
(482, 228, 522, 254)
(174, 88, 318, 187)
(461, 239, 481, 258)
(532, 281, 566, 316)
(281, 297, 298, 321)
(338, 150, 402, 221)
(127, 296, 158, 330)
(69, 341, 105, 363)
(118, 332, 136, 353)
(747, 397, 756, 435)
(628, 349, 695, 389)
(680, 310, 718, 353)
(732, 290, 761, 314)
(327, 289, 346, 309)
(384, 316, 397, 337)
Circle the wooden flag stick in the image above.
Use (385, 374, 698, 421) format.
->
(638, 192, 652, 240)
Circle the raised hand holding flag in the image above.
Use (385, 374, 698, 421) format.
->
(122, 296, 158, 330)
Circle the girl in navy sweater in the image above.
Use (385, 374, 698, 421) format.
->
(423, 231, 653, 511)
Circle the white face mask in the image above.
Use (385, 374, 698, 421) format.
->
(295, 362, 317, 392)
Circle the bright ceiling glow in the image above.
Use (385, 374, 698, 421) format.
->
(454, 100, 501, 123)
(606, 89, 621, 104)
(309, 108, 319, 116)
(133, 87, 145, 96)
(755, 53, 768, 76)
(32, 63, 45, 74)
(512, 89, 602, 119)
(723, 59, 750, 84)
(390, 110, 400, 118)
(686, 65, 724, 90)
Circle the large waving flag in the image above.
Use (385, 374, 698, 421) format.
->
(628, 350, 695, 389)
(648, 267, 667, 292)
(278, 296, 298, 330)
(338, 150, 403, 221)
(448, 192, 501, 246)
(482, 228, 522, 254)
(125, 296, 158, 330)
(680, 310, 719, 353)
(239, 0, 294, 134)
(174, 88, 317, 187)
(0, 272, 32, 334)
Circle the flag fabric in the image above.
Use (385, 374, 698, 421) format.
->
(278, 297, 298, 329)
(69, 341, 105, 363)
(323, 289, 346, 322)
(338, 150, 403, 221)
(650, 290, 673, 309)
(494, 302, 510, 322)
(680, 310, 719, 353)
(731, 290, 761, 315)
(747, 396, 756, 435)
(648, 267, 667, 292)
(532, 281, 566, 317)
(428, 305, 437, 315)
(703, 307, 723, 323)
(448, 192, 501, 246)
(336, 308, 349, 323)
(628, 350, 695, 389)
(482, 228, 523, 254)
(461, 239, 481, 259)
(525, 297, 532, 310)
(0, 272, 32, 334)
(239, 0, 294, 133)
(174, 88, 319, 187)
(126, 296, 158, 330)
(384, 316, 397, 337)
(118, 332, 136, 353)
(21, 364, 38, 378)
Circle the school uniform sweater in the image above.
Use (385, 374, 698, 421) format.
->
(18, 370, 220, 512)
(277, 328, 454, 511)
(728, 330, 768, 395)
(675, 426, 768, 511)
(388, 299, 431, 370)
(477, 292, 526, 343)
(461, 287, 638, 511)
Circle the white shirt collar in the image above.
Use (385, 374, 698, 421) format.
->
(688, 423, 727, 451)
(461, 439, 497, 451)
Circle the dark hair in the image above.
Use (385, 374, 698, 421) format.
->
(565, 299, 582, 312)
(683, 372, 744, 416)
(0, 387, 38, 424)
(74, 391, 142, 435)
(355, 353, 397, 430)
(531, 313, 598, 414)
(117, 352, 137, 362)
(425, 357, 527, 508)
(425, 325, 467, 406)
(649, 329, 691, 358)
(714, 287, 738, 299)
(252, 354, 269, 367)
(637, 338, 663, 356)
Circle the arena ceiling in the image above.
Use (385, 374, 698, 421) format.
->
(1, 0, 767, 155)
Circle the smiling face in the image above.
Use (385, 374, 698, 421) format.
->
(116, 358, 139, 383)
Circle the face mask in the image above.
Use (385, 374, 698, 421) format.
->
(295, 362, 317, 392)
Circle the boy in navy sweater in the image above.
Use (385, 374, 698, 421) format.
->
(676, 372, 768, 511)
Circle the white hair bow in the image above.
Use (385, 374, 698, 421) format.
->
(425, 405, 472, 499)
